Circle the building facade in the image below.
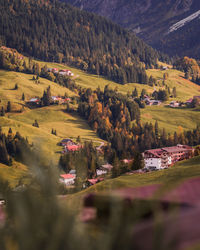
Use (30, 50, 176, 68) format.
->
(144, 145, 194, 170)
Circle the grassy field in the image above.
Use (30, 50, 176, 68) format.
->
(146, 68, 200, 101)
(65, 156, 200, 210)
(0, 161, 27, 188)
(0, 70, 75, 110)
(0, 70, 103, 170)
(141, 106, 200, 133)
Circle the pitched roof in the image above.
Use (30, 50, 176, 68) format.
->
(29, 98, 39, 102)
(145, 145, 193, 157)
(60, 174, 75, 179)
(88, 179, 99, 185)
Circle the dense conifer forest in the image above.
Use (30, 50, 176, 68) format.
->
(0, 0, 168, 84)
(0, 127, 33, 166)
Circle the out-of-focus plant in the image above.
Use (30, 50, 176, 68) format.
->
(0, 163, 177, 250)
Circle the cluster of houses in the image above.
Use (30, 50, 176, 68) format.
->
(59, 139, 195, 188)
(142, 95, 200, 108)
(59, 139, 116, 186)
(48, 68, 74, 77)
(60, 138, 82, 153)
(143, 144, 194, 170)
(143, 95, 162, 106)
(59, 163, 114, 187)
(169, 96, 200, 108)
(27, 96, 71, 106)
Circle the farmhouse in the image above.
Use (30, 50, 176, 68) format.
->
(87, 178, 104, 186)
(169, 101, 180, 108)
(51, 96, 71, 104)
(87, 179, 99, 186)
(65, 144, 82, 152)
(144, 144, 194, 170)
(60, 138, 73, 146)
(59, 69, 74, 76)
(48, 68, 59, 73)
(59, 174, 75, 186)
(27, 97, 40, 106)
(145, 100, 162, 106)
(96, 169, 108, 176)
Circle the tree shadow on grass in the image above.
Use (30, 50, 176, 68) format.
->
(64, 118, 93, 131)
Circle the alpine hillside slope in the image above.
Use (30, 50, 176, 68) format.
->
(62, 0, 200, 58)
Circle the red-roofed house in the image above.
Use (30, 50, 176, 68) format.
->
(88, 179, 99, 185)
(48, 68, 59, 73)
(27, 98, 40, 106)
(64, 144, 82, 152)
(60, 174, 75, 186)
(59, 70, 74, 76)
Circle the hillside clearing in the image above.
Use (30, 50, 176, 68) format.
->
(141, 106, 200, 133)
(0, 70, 75, 110)
(0, 161, 27, 188)
(0, 70, 103, 166)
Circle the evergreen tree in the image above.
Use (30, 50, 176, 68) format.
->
(155, 121, 159, 139)
(132, 152, 144, 170)
(6, 101, 11, 112)
(172, 87, 177, 98)
(46, 86, 52, 106)
(76, 136, 81, 143)
(140, 89, 146, 99)
(32, 120, 39, 128)
(14, 83, 18, 90)
(42, 86, 52, 106)
(0, 140, 10, 165)
(59, 153, 72, 173)
(185, 71, 190, 79)
(111, 152, 121, 178)
(1, 107, 5, 116)
(167, 87, 171, 95)
(132, 87, 138, 97)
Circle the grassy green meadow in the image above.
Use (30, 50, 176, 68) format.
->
(0, 70, 74, 110)
(0, 161, 27, 188)
(0, 70, 103, 173)
(141, 106, 200, 133)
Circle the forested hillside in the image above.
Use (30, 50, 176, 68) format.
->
(63, 0, 200, 58)
(0, 0, 165, 84)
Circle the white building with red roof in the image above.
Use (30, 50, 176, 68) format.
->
(144, 144, 194, 170)
(59, 174, 75, 186)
